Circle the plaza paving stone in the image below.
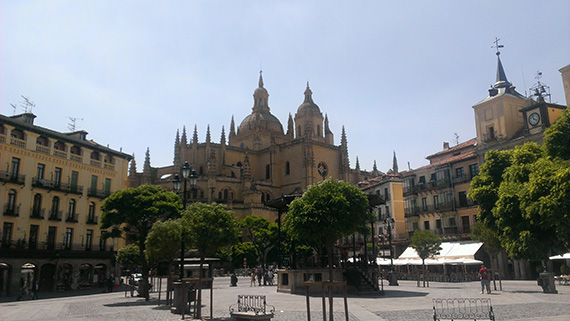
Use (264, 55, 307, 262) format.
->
(1, 276, 569, 320)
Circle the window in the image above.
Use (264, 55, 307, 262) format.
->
(436, 219, 442, 229)
(104, 178, 111, 197)
(90, 175, 98, 192)
(424, 221, 430, 230)
(88, 202, 96, 222)
(10, 157, 20, 179)
(90, 151, 100, 160)
(64, 228, 73, 249)
(265, 164, 271, 179)
(67, 199, 76, 220)
(430, 173, 437, 182)
(85, 230, 93, 251)
(458, 191, 468, 207)
(10, 129, 24, 140)
(71, 171, 79, 193)
(70, 145, 81, 155)
(461, 216, 471, 234)
(6, 189, 17, 214)
(99, 232, 107, 251)
(455, 167, 464, 179)
(2, 222, 13, 248)
(32, 193, 42, 217)
(54, 141, 66, 151)
(449, 217, 456, 227)
(433, 195, 439, 209)
(285, 161, 290, 175)
(36, 163, 45, 180)
(384, 188, 389, 200)
(47, 226, 57, 250)
(317, 125, 321, 137)
(385, 205, 390, 215)
(487, 126, 495, 140)
(418, 176, 426, 184)
(469, 163, 479, 179)
(50, 196, 60, 218)
(36, 136, 49, 147)
(54, 167, 62, 188)
(29, 225, 39, 249)
(421, 197, 428, 211)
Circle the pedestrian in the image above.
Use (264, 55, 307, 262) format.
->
(478, 264, 491, 294)
(256, 268, 262, 286)
(250, 271, 256, 287)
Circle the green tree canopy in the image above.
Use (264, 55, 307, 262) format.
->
(145, 219, 183, 267)
(410, 229, 442, 262)
(238, 215, 278, 267)
(100, 185, 181, 300)
(182, 202, 239, 318)
(284, 178, 370, 320)
(116, 243, 142, 269)
(469, 109, 570, 262)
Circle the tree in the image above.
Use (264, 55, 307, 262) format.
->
(182, 202, 239, 318)
(116, 243, 142, 270)
(284, 178, 371, 321)
(145, 219, 183, 271)
(410, 229, 442, 287)
(100, 185, 181, 300)
(469, 109, 570, 271)
(543, 108, 570, 160)
(238, 215, 278, 269)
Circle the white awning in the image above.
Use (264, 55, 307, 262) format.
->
(397, 241, 484, 261)
(549, 253, 570, 260)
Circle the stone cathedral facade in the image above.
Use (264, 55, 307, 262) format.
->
(129, 74, 379, 221)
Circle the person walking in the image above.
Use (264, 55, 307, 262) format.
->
(250, 271, 256, 287)
(478, 264, 491, 294)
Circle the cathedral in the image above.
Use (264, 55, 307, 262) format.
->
(129, 73, 378, 220)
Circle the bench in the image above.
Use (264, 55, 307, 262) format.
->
(433, 298, 495, 321)
(229, 295, 275, 321)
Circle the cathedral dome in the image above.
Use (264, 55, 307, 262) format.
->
(238, 111, 284, 134)
(237, 72, 284, 135)
(296, 83, 321, 115)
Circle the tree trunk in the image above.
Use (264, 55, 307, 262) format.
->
(139, 240, 150, 301)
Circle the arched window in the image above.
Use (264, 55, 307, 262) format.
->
(218, 191, 222, 200)
(54, 141, 66, 151)
(70, 145, 81, 155)
(88, 202, 96, 221)
(51, 196, 60, 217)
(68, 199, 76, 218)
(236, 162, 242, 167)
(317, 125, 321, 137)
(33, 194, 42, 216)
(199, 166, 204, 175)
(285, 161, 290, 175)
(36, 136, 49, 147)
(7, 189, 17, 212)
(265, 165, 271, 179)
(10, 129, 25, 140)
(224, 189, 229, 200)
(90, 151, 100, 160)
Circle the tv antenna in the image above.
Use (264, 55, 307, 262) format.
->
(67, 117, 84, 132)
(20, 96, 36, 113)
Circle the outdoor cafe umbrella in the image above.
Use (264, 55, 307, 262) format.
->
(549, 253, 570, 260)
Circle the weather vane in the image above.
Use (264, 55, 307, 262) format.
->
(492, 37, 504, 56)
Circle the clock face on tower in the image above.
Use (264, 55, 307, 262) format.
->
(529, 112, 541, 126)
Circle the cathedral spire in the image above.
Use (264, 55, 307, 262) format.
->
(181, 126, 187, 146)
(303, 82, 314, 104)
(287, 113, 294, 138)
(206, 125, 211, 144)
(220, 126, 226, 145)
(193, 125, 198, 144)
(258, 70, 264, 88)
(392, 150, 399, 174)
(230, 115, 236, 138)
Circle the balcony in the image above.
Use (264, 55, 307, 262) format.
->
(3, 205, 20, 217)
(48, 210, 63, 221)
(10, 136, 26, 148)
(404, 206, 420, 218)
(87, 187, 110, 199)
(0, 170, 26, 185)
(30, 208, 46, 219)
(65, 213, 79, 223)
(86, 215, 99, 225)
(457, 198, 477, 208)
(0, 241, 116, 258)
(452, 175, 469, 184)
(32, 177, 83, 195)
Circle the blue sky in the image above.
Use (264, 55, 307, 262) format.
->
(2, 1, 569, 173)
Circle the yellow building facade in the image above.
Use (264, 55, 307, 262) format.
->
(0, 112, 131, 296)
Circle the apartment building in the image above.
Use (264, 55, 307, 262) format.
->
(0, 112, 131, 296)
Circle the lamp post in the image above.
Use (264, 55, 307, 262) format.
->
(384, 216, 398, 286)
(173, 161, 198, 281)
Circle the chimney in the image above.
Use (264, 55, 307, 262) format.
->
(443, 142, 450, 150)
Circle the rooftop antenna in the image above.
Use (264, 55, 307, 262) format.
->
(20, 95, 36, 113)
(10, 103, 17, 115)
(529, 71, 551, 103)
(491, 37, 504, 56)
(453, 132, 460, 145)
(67, 117, 84, 132)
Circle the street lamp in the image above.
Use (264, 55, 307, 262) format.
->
(384, 216, 398, 286)
(173, 161, 198, 281)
